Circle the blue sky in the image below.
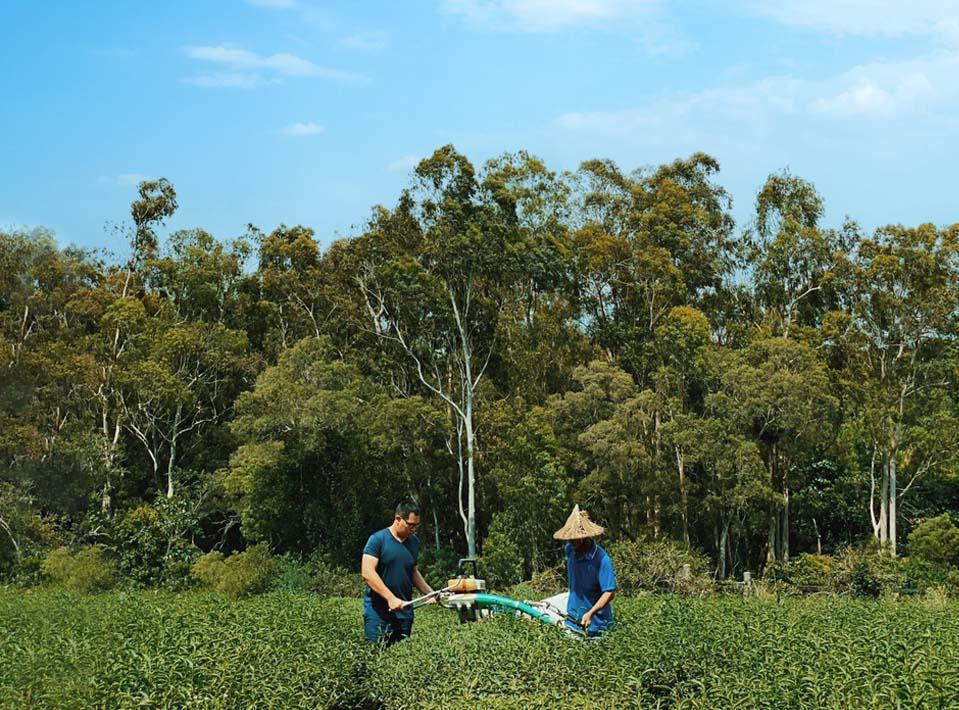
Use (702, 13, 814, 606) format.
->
(2, 0, 958, 257)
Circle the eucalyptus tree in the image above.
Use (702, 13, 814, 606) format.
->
(353, 146, 566, 558)
(569, 153, 735, 382)
(256, 224, 340, 357)
(836, 224, 959, 555)
(746, 171, 849, 338)
(226, 336, 421, 560)
(655, 306, 712, 546)
(716, 337, 837, 564)
(117, 316, 252, 499)
(147, 228, 251, 326)
(547, 360, 655, 537)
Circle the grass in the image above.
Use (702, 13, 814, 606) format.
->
(2, 588, 958, 708)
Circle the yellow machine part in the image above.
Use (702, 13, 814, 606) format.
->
(446, 576, 484, 593)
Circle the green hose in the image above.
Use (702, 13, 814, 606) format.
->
(470, 593, 564, 626)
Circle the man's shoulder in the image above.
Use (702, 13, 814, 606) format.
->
(363, 528, 390, 550)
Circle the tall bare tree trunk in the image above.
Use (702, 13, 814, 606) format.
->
(888, 453, 897, 556)
(676, 445, 689, 547)
(879, 451, 889, 549)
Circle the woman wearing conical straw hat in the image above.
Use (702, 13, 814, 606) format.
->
(554, 504, 617, 635)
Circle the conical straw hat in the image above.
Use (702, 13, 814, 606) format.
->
(553, 504, 605, 540)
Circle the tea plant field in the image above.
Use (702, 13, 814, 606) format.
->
(3, 588, 958, 708)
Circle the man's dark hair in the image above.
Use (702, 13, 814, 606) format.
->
(395, 500, 420, 519)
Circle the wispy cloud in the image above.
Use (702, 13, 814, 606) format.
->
(554, 49, 959, 139)
(283, 122, 325, 136)
(339, 31, 388, 51)
(441, 0, 687, 55)
(182, 72, 266, 89)
(745, 0, 959, 41)
(183, 45, 370, 88)
(386, 155, 422, 173)
(443, 0, 661, 31)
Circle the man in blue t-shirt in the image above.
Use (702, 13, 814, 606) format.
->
(360, 500, 436, 645)
(553, 504, 617, 635)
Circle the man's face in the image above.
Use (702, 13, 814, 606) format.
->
(571, 537, 592, 554)
(395, 512, 421, 539)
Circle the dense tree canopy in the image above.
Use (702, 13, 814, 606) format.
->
(2, 147, 958, 585)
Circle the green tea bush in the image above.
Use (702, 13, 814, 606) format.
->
(609, 537, 713, 595)
(0, 589, 375, 708)
(4, 590, 959, 708)
(908, 513, 959, 567)
(191, 544, 276, 597)
(40, 546, 114, 592)
(370, 595, 959, 708)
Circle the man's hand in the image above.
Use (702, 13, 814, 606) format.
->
(425, 594, 438, 605)
(581, 611, 593, 629)
(387, 595, 405, 612)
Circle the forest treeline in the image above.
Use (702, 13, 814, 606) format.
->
(2, 146, 959, 588)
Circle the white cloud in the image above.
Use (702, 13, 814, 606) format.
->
(814, 84, 896, 115)
(746, 0, 959, 40)
(442, 0, 659, 33)
(555, 49, 959, 137)
(183, 45, 370, 87)
(182, 72, 265, 89)
(387, 155, 422, 172)
(283, 122, 325, 136)
(339, 31, 388, 51)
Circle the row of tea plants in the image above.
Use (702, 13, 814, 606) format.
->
(4, 588, 958, 708)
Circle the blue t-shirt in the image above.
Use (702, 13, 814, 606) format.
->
(363, 528, 420, 620)
(565, 541, 616, 633)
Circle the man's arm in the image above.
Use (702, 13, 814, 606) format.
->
(580, 590, 615, 629)
(361, 554, 404, 612)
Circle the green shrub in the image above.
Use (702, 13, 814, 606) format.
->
(191, 551, 226, 587)
(112, 505, 165, 586)
(609, 537, 713, 595)
(307, 555, 362, 597)
(271, 553, 314, 592)
(270, 553, 362, 597)
(111, 496, 206, 589)
(832, 546, 904, 597)
(417, 546, 460, 586)
(524, 565, 566, 596)
(41, 546, 114, 592)
(772, 553, 834, 589)
(902, 556, 954, 593)
(478, 527, 523, 588)
(908, 514, 959, 568)
(191, 545, 276, 598)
